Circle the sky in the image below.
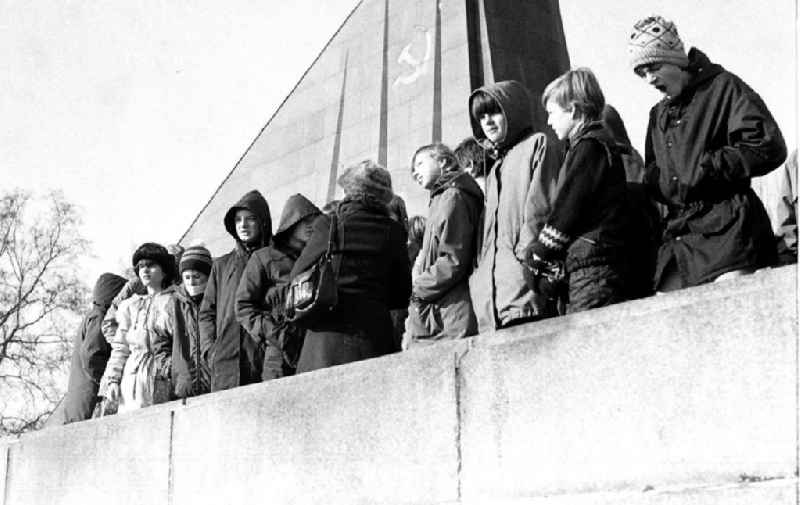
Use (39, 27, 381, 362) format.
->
(1, 0, 796, 284)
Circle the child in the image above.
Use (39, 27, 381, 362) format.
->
(199, 190, 271, 392)
(170, 245, 213, 398)
(467, 80, 561, 331)
(526, 68, 629, 313)
(235, 193, 321, 379)
(454, 137, 488, 193)
(405, 143, 483, 347)
(103, 243, 177, 413)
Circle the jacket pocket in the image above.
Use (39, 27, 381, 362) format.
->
(686, 199, 739, 236)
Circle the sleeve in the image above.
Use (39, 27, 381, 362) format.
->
(775, 151, 798, 259)
(412, 191, 478, 302)
(388, 222, 412, 310)
(168, 300, 193, 397)
(530, 140, 609, 261)
(198, 261, 219, 362)
(235, 253, 280, 348)
(151, 298, 174, 380)
(81, 311, 111, 385)
(102, 299, 133, 385)
(518, 132, 561, 258)
(698, 78, 787, 184)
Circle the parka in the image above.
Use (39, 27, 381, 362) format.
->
(170, 285, 210, 398)
(57, 273, 127, 424)
(199, 189, 271, 392)
(102, 285, 176, 413)
(407, 170, 483, 341)
(289, 196, 411, 372)
(235, 193, 321, 378)
(644, 48, 786, 287)
(467, 80, 562, 331)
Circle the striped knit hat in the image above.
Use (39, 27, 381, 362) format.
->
(179, 245, 212, 276)
(628, 16, 689, 72)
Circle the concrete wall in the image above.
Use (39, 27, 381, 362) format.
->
(1, 265, 797, 505)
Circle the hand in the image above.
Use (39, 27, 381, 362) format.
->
(265, 285, 287, 310)
(107, 382, 121, 403)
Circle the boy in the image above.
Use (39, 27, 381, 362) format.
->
(527, 68, 630, 312)
(629, 15, 786, 290)
(199, 190, 271, 392)
(467, 80, 561, 331)
(405, 143, 483, 347)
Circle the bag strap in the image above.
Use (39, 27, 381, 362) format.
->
(325, 207, 338, 258)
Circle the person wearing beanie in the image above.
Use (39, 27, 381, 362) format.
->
(629, 15, 786, 291)
(102, 242, 177, 413)
(199, 190, 271, 392)
(169, 245, 213, 398)
(288, 160, 411, 373)
(236, 193, 322, 379)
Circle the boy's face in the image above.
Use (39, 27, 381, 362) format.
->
(479, 112, 507, 144)
(635, 62, 688, 98)
(182, 269, 209, 295)
(137, 260, 165, 289)
(287, 215, 316, 248)
(545, 100, 578, 141)
(235, 209, 260, 244)
(412, 151, 443, 190)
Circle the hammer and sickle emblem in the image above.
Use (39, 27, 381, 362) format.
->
(393, 26, 433, 87)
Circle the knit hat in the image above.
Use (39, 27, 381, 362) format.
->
(132, 242, 176, 285)
(628, 16, 689, 72)
(337, 159, 394, 205)
(179, 245, 212, 276)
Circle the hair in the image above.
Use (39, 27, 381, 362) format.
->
(411, 143, 459, 174)
(470, 90, 502, 120)
(454, 137, 487, 179)
(408, 215, 426, 245)
(387, 194, 409, 233)
(541, 67, 605, 122)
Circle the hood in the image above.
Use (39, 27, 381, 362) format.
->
(601, 104, 632, 147)
(273, 193, 322, 243)
(670, 48, 724, 104)
(223, 190, 272, 248)
(92, 273, 128, 309)
(430, 170, 484, 204)
(469, 80, 533, 151)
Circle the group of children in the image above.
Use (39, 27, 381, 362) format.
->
(55, 15, 791, 424)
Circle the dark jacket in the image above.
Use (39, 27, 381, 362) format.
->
(290, 197, 411, 372)
(199, 190, 271, 392)
(59, 273, 127, 424)
(170, 285, 210, 398)
(407, 170, 483, 341)
(644, 48, 786, 287)
(235, 194, 321, 374)
(467, 80, 562, 331)
(530, 121, 630, 271)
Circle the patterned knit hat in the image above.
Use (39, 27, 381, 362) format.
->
(179, 245, 212, 276)
(628, 16, 689, 72)
(337, 159, 394, 205)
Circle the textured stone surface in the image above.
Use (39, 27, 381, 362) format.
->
(170, 340, 468, 505)
(459, 266, 797, 502)
(3, 406, 173, 505)
(0, 441, 10, 505)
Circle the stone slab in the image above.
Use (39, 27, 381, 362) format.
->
(0, 441, 10, 505)
(4, 406, 173, 505)
(459, 266, 797, 502)
(171, 340, 468, 505)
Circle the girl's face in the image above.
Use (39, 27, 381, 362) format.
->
(479, 112, 507, 144)
(137, 260, 165, 289)
(287, 215, 317, 249)
(545, 100, 579, 141)
(412, 151, 443, 190)
(182, 269, 209, 297)
(235, 209, 260, 244)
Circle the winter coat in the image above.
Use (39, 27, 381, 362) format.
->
(289, 197, 411, 372)
(58, 273, 127, 424)
(199, 190, 271, 392)
(644, 48, 786, 287)
(169, 285, 210, 398)
(467, 80, 562, 331)
(235, 193, 321, 378)
(775, 149, 797, 265)
(407, 170, 483, 341)
(102, 286, 176, 413)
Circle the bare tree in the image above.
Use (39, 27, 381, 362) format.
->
(0, 190, 89, 436)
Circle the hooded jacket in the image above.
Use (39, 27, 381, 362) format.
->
(235, 194, 321, 374)
(407, 170, 483, 341)
(57, 273, 127, 424)
(644, 48, 786, 286)
(467, 80, 562, 331)
(199, 189, 272, 392)
(169, 285, 210, 398)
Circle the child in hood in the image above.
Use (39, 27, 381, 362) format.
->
(235, 193, 322, 379)
(199, 190, 271, 391)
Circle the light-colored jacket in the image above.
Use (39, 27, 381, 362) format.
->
(103, 286, 175, 413)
